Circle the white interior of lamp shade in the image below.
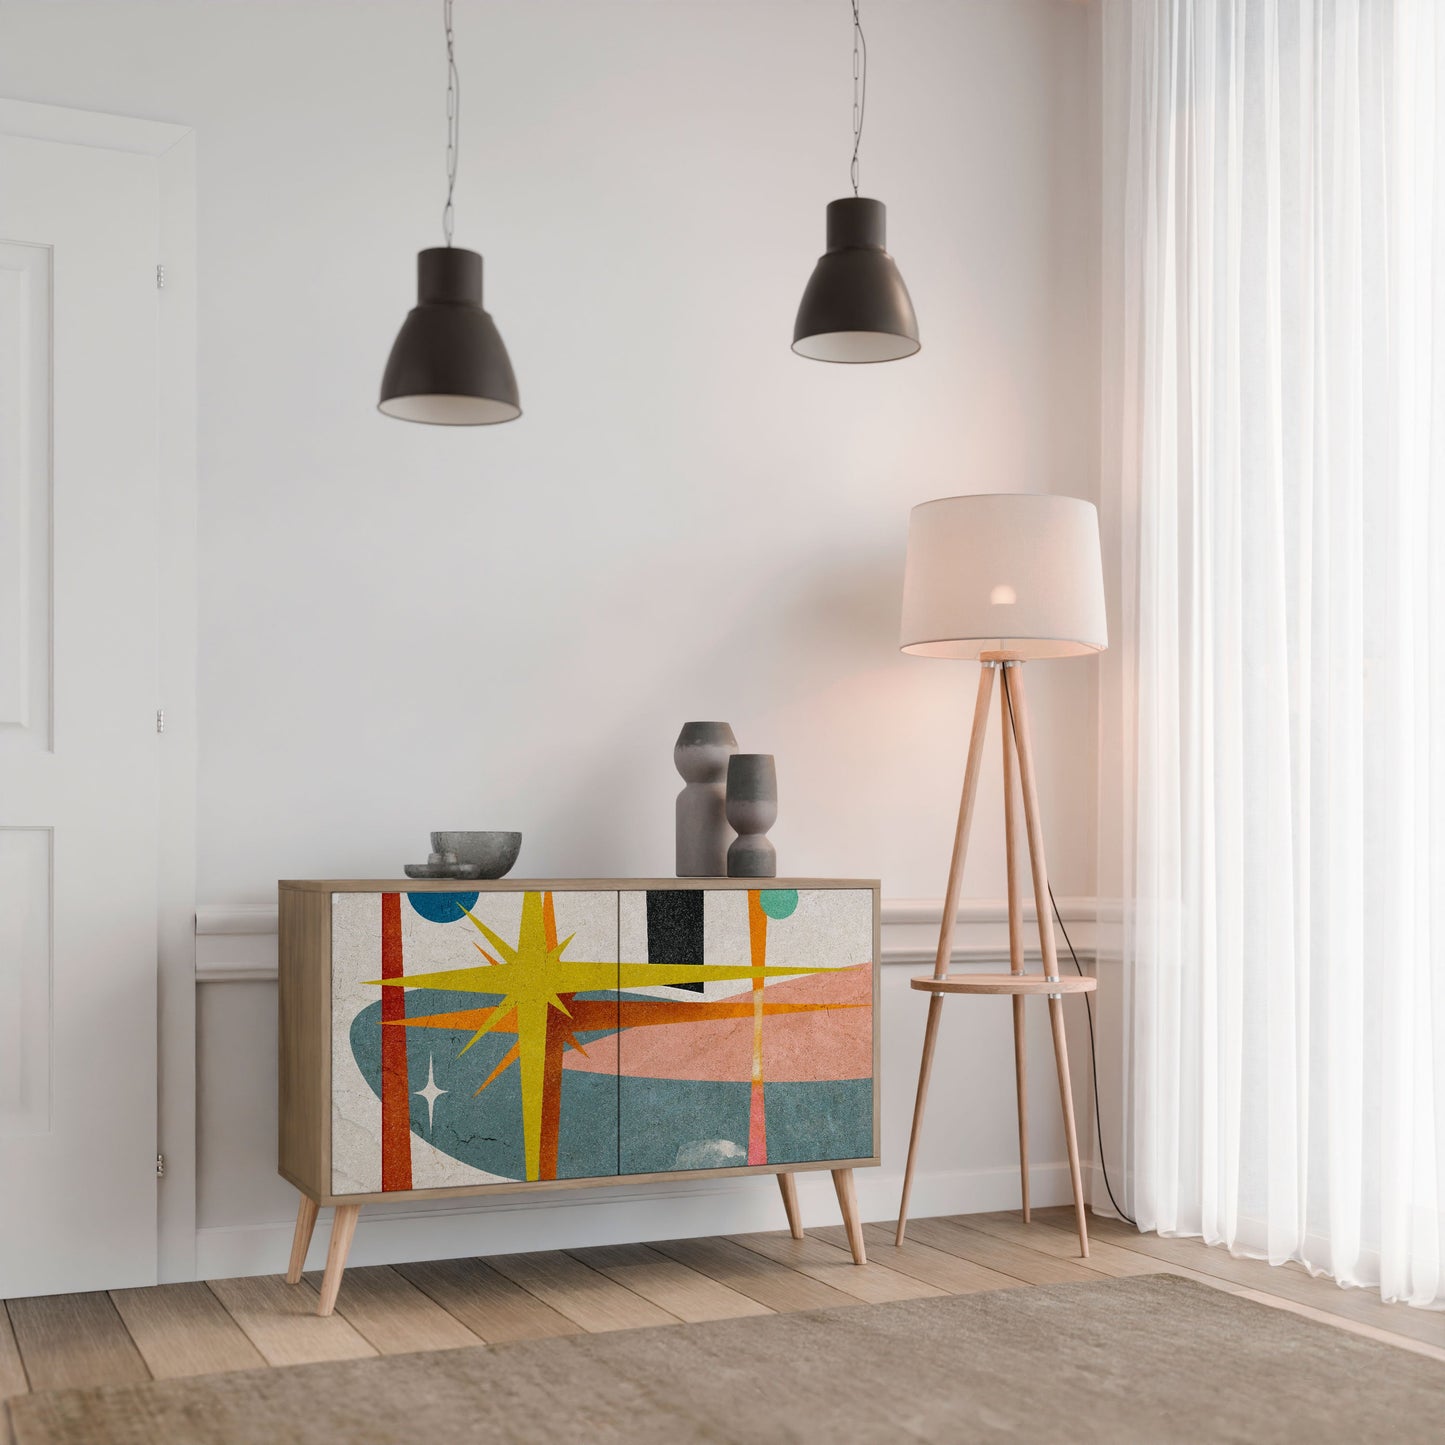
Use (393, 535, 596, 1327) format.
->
(792, 330, 921, 363)
(378, 393, 522, 425)
(901, 635, 1104, 661)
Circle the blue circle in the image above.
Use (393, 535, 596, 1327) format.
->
(407, 891, 480, 924)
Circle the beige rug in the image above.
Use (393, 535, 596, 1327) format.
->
(8, 1276, 1442, 1444)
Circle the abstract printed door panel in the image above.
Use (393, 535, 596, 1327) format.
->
(608, 888, 875, 1174)
(330, 890, 620, 1194)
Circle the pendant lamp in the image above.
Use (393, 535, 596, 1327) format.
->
(793, 0, 918, 363)
(380, 0, 520, 424)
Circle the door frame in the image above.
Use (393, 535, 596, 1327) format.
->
(0, 99, 198, 1284)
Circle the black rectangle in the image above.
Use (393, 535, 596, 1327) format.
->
(645, 889, 706, 992)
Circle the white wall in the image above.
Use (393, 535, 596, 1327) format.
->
(0, 0, 1103, 1277)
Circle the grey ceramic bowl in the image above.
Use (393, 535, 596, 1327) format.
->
(429, 831, 522, 879)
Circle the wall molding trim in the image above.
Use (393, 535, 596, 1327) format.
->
(195, 961, 282, 983)
(880, 897, 1103, 927)
(194, 895, 1108, 982)
(879, 946, 1104, 968)
(196, 896, 1111, 936)
(196, 903, 280, 937)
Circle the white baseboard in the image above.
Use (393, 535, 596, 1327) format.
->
(195, 1162, 1086, 1281)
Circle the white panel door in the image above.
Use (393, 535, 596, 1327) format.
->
(0, 132, 161, 1296)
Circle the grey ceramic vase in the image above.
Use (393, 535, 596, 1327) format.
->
(726, 753, 778, 878)
(674, 722, 738, 877)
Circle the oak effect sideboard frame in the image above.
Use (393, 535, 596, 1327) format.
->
(278, 878, 881, 1315)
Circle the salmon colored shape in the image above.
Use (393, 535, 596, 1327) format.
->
(564, 964, 872, 1083)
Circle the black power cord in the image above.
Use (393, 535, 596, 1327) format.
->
(1048, 882, 1136, 1228)
(1003, 675, 1137, 1229)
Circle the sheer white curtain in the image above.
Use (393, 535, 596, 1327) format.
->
(1100, 0, 1445, 1307)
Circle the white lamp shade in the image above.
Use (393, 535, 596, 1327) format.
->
(900, 493, 1107, 660)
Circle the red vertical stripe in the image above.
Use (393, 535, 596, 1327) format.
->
(380, 892, 413, 1191)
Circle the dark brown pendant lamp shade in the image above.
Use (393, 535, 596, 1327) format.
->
(793, 0, 918, 364)
(379, 248, 520, 424)
(792, 197, 919, 362)
(379, 0, 520, 426)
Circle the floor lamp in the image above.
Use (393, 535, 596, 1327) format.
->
(894, 493, 1107, 1257)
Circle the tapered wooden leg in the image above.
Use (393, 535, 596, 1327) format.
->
(1048, 998, 1089, 1257)
(1000, 676, 1030, 1224)
(285, 1195, 320, 1284)
(896, 993, 942, 1247)
(777, 1172, 804, 1239)
(1006, 664, 1088, 1258)
(316, 1205, 360, 1316)
(1011, 998, 1031, 1224)
(832, 1168, 866, 1264)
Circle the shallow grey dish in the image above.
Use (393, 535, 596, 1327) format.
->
(429, 831, 522, 879)
(404, 862, 486, 881)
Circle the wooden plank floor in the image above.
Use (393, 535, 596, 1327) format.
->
(3, 1207, 1442, 1436)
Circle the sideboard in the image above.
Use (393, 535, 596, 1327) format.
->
(278, 878, 880, 1314)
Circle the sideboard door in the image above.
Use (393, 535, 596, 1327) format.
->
(329, 888, 621, 1194)
(614, 887, 875, 1174)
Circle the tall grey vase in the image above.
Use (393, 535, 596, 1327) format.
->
(726, 753, 778, 878)
(674, 722, 738, 877)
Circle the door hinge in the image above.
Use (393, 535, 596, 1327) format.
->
(156, 708, 165, 734)
(156, 263, 166, 290)
(156, 1152, 166, 1179)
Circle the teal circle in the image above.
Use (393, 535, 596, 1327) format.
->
(407, 891, 479, 923)
(759, 889, 799, 920)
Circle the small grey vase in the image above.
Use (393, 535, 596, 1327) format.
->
(674, 721, 738, 877)
(726, 753, 778, 878)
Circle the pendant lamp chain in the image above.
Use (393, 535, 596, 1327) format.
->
(442, 0, 460, 247)
(850, 0, 866, 196)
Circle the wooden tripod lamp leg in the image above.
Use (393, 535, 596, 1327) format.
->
(895, 993, 943, 1248)
(1003, 664, 1089, 1258)
(777, 1172, 804, 1239)
(316, 1205, 360, 1317)
(1000, 681, 1030, 1224)
(1046, 999, 1087, 1245)
(896, 664, 997, 1247)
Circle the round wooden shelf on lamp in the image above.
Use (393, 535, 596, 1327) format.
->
(911, 973, 1097, 997)
(895, 493, 1107, 1258)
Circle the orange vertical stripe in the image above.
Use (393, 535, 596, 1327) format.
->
(380, 892, 413, 1191)
(747, 890, 768, 1165)
(538, 891, 566, 1181)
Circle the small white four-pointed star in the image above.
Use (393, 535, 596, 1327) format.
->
(415, 1053, 447, 1133)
